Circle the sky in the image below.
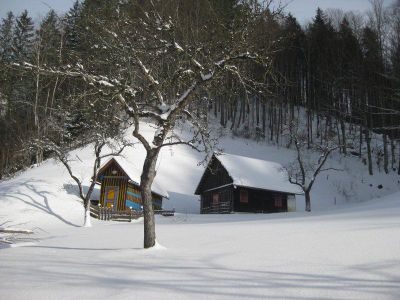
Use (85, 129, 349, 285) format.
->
(285, 0, 395, 25)
(0, 0, 396, 24)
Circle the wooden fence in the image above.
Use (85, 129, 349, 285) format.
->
(90, 205, 175, 222)
(201, 202, 232, 214)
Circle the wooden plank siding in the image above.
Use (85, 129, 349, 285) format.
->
(125, 183, 163, 211)
(98, 159, 163, 211)
(233, 187, 288, 213)
(200, 185, 234, 214)
(99, 160, 128, 211)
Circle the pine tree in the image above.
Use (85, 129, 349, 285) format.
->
(361, 26, 383, 175)
(37, 10, 61, 66)
(337, 17, 363, 154)
(0, 12, 14, 61)
(13, 10, 34, 62)
(64, 0, 83, 60)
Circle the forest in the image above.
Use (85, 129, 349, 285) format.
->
(0, 0, 399, 180)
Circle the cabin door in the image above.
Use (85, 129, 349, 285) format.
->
(105, 186, 119, 210)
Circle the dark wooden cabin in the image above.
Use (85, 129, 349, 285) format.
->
(195, 154, 301, 214)
(95, 157, 168, 211)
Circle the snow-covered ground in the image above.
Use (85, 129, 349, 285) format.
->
(0, 193, 399, 300)
(0, 122, 399, 299)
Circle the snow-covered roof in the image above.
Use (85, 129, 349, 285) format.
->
(98, 156, 169, 198)
(201, 153, 302, 195)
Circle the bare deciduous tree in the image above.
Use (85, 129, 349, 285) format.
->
(284, 120, 341, 212)
(35, 117, 131, 227)
(16, 0, 282, 247)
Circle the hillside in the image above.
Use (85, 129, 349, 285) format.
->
(0, 122, 400, 299)
(0, 121, 399, 229)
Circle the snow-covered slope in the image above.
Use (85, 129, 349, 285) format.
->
(0, 121, 399, 299)
(0, 121, 399, 229)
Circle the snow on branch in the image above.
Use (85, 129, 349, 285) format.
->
(11, 62, 139, 97)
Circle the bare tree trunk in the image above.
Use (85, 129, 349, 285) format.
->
(383, 133, 389, 174)
(141, 149, 160, 249)
(230, 100, 237, 130)
(390, 139, 396, 170)
(83, 197, 92, 227)
(83, 180, 97, 227)
(365, 129, 373, 175)
(305, 189, 311, 212)
(398, 141, 400, 175)
(262, 102, 266, 135)
(359, 124, 363, 157)
(34, 43, 43, 165)
(340, 119, 347, 154)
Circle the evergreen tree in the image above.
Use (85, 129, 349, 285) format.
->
(0, 12, 15, 61)
(337, 17, 363, 153)
(37, 10, 61, 66)
(64, 0, 83, 61)
(307, 8, 338, 112)
(13, 10, 34, 62)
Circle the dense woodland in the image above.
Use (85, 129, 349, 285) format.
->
(0, 0, 400, 179)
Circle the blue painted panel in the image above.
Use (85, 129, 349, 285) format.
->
(127, 190, 142, 199)
(127, 191, 161, 205)
(125, 200, 142, 211)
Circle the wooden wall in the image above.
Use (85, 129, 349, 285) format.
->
(99, 160, 128, 210)
(200, 185, 292, 214)
(98, 160, 163, 211)
(200, 185, 234, 213)
(233, 187, 288, 213)
(126, 183, 163, 210)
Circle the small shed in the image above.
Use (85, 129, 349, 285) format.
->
(195, 153, 302, 214)
(96, 157, 168, 211)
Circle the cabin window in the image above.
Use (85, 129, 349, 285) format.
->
(240, 190, 248, 203)
(212, 192, 219, 205)
(107, 189, 115, 201)
(105, 186, 119, 208)
(274, 195, 283, 208)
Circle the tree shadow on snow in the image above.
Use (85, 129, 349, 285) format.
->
(63, 183, 100, 201)
(2, 246, 398, 300)
(0, 179, 80, 227)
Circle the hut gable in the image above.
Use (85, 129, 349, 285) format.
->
(97, 158, 127, 180)
(195, 155, 233, 194)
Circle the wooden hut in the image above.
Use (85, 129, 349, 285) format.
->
(195, 153, 302, 214)
(96, 157, 168, 211)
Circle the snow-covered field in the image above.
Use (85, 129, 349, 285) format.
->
(0, 122, 399, 299)
(1, 194, 399, 300)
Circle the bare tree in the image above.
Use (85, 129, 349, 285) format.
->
(16, 0, 280, 247)
(326, 8, 345, 30)
(46, 140, 129, 227)
(284, 120, 341, 212)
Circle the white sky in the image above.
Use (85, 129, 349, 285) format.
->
(0, 0, 396, 24)
(285, 0, 394, 26)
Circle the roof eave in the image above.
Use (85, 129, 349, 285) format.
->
(232, 183, 303, 195)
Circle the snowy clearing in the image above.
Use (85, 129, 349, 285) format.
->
(0, 193, 399, 300)
(0, 122, 399, 299)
